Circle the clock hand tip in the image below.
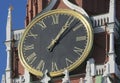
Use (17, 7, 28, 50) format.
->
(47, 39, 56, 52)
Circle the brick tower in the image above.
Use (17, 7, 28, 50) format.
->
(1, 0, 120, 83)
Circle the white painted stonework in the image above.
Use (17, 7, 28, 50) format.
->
(62, 69, 71, 83)
(40, 70, 51, 83)
(1, 0, 120, 83)
(4, 6, 12, 83)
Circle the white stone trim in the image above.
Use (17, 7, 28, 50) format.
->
(13, 29, 25, 41)
(63, 0, 89, 18)
(96, 65, 104, 75)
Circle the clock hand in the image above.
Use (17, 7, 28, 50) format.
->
(47, 16, 76, 52)
(47, 24, 69, 52)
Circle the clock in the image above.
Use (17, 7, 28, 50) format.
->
(18, 9, 93, 77)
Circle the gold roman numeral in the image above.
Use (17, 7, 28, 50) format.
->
(73, 23, 83, 31)
(52, 14, 59, 24)
(27, 30, 38, 39)
(24, 44, 34, 51)
(65, 16, 75, 26)
(66, 58, 73, 67)
(51, 62, 58, 71)
(26, 52, 37, 64)
(76, 36, 87, 41)
(73, 46, 83, 56)
(37, 20, 47, 30)
(36, 60, 45, 71)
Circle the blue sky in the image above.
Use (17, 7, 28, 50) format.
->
(0, 0, 27, 81)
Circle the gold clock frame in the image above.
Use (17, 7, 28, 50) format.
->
(18, 9, 93, 77)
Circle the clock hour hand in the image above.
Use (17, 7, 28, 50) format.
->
(47, 24, 69, 52)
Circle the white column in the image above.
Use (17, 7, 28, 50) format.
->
(84, 59, 93, 83)
(6, 50, 11, 70)
(6, 6, 12, 41)
(107, 27, 120, 78)
(5, 6, 13, 83)
(89, 58, 96, 76)
(23, 69, 30, 83)
(5, 6, 12, 70)
(109, 28, 114, 54)
(108, 24, 116, 74)
(79, 78, 84, 83)
(5, 41, 12, 70)
(62, 69, 71, 83)
(109, 0, 116, 22)
(40, 70, 51, 83)
(1, 74, 6, 83)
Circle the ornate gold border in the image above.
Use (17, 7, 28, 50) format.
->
(18, 9, 93, 77)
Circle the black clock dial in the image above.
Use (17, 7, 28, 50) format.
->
(19, 9, 93, 77)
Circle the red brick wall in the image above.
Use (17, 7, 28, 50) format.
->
(12, 47, 24, 77)
(92, 32, 109, 64)
(82, 0, 120, 21)
(25, 0, 49, 26)
(25, 0, 83, 26)
(82, 0, 109, 15)
(18, 60, 24, 75)
(25, 0, 120, 26)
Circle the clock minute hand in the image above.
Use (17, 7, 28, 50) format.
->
(47, 16, 75, 52)
(47, 24, 69, 52)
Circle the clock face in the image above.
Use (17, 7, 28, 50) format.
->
(18, 9, 93, 77)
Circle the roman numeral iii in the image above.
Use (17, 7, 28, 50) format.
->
(52, 14, 59, 24)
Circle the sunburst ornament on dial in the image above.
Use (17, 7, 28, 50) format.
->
(18, 9, 93, 77)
